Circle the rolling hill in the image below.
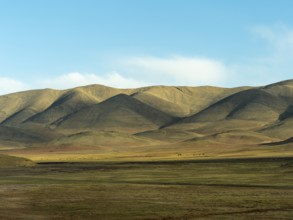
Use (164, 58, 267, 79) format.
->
(0, 154, 34, 168)
(0, 80, 293, 161)
(56, 93, 175, 133)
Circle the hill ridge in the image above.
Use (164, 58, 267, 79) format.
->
(1, 79, 293, 158)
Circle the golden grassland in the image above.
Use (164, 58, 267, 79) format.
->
(1, 141, 293, 219)
(5, 140, 293, 163)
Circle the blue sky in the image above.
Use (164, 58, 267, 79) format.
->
(1, 0, 293, 94)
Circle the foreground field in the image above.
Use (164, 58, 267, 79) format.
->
(1, 157, 293, 219)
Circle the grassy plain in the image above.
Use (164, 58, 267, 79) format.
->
(1, 157, 293, 219)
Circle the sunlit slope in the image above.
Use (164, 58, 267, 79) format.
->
(0, 84, 249, 127)
(133, 85, 250, 117)
(179, 89, 288, 123)
(24, 85, 128, 126)
(0, 89, 63, 125)
(57, 94, 174, 133)
(263, 79, 293, 97)
(163, 80, 293, 149)
(0, 79, 293, 160)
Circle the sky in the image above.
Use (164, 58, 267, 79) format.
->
(1, 0, 293, 94)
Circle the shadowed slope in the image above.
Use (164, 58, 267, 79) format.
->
(133, 86, 250, 117)
(263, 80, 293, 121)
(57, 94, 174, 133)
(164, 85, 291, 147)
(0, 85, 129, 127)
(26, 88, 100, 126)
(132, 92, 188, 117)
(0, 84, 248, 127)
(263, 79, 293, 99)
(260, 118, 293, 139)
(179, 89, 288, 123)
(0, 89, 63, 125)
(0, 80, 293, 160)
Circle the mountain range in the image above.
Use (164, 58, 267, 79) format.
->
(1, 79, 293, 161)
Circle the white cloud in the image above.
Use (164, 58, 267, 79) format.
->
(0, 77, 29, 95)
(0, 72, 147, 95)
(39, 71, 147, 89)
(253, 24, 293, 51)
(252, 24, 293, 64)
(125, 56, 228, 86)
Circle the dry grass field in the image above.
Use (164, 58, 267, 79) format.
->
(0, 158, 293, 219)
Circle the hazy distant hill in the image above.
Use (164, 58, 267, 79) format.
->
(0, 80, 293, 159)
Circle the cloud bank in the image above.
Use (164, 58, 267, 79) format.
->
(0, 56, 229, 95)
(253, 24, 293, 54)
(0, 72, 147, 95)
(125, 56, 228, 86)
(39, 72, 147, 89)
